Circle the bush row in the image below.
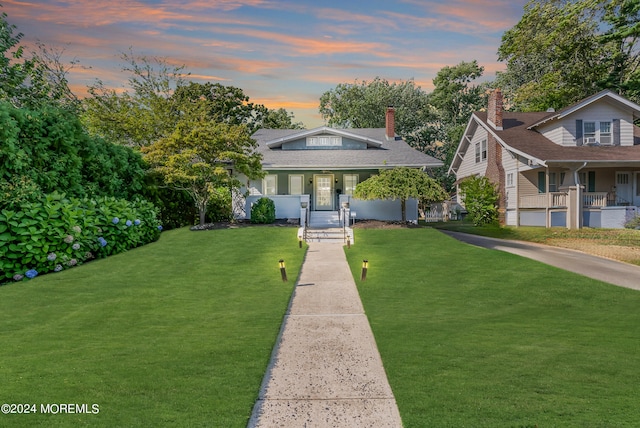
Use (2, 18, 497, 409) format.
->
(0, 193, 162, 284)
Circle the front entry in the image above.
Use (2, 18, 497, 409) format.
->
(314, 174, 334, 210)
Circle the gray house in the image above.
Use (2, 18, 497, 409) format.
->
(450, 89, 640, 229)
(235, 108, 443, 224)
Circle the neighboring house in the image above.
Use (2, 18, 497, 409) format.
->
(450, 89, 640, 229)
(235, 108, 443, 223)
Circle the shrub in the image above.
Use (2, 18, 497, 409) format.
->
(625, 215, 640, 229)
(459, 176, 499, 226)
(0, 193, 162, 285)
(250, 197, 276, 224)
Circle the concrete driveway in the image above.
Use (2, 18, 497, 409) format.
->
(440, 230, 640, 291)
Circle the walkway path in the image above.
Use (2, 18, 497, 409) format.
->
(248, 243, 403, 427)
(441, 230, 640, 291)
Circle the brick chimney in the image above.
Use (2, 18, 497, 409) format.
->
(487, 88, 503, 130)
(385, 106, 395, 139)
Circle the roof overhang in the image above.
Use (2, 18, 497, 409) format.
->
(528, 90, 640, 129)
(265, 126, 384, 149)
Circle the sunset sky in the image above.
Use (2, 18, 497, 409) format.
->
(3, 0, 529, 127)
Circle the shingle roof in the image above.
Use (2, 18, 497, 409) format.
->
(252, 128, 443, 170)
(474, 111, 640, 164)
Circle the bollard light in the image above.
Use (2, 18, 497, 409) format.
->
(279, 259, 288, 282)
(361, 259, 368, 281)
(346, 237, 351, 249)
(299, 236, 303, 248)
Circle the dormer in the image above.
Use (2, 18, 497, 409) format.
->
(528, 90, 640, 147)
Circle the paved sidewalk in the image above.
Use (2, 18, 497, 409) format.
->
(248, 243, 403, 427)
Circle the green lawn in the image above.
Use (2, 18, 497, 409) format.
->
(0, 227, 305, 427)
(345, 228, 640, 427)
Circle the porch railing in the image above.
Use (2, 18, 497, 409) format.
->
(583, 192, 608, 207)
(520, 193, 567, 208)
(520, 192, 610, 208)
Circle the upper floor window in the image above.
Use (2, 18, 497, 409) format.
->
(307, 136, 342, 147)
(474, 139, 487, 163)
(583, 121, 612, 145)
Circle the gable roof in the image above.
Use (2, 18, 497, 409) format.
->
(450, 110, 640, 174)
(528, 90, 640, 129)
(253, 127, 443, 170)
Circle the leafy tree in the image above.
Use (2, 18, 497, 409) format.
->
(0, 9, 78, 110)
(353, 167, 448, 222)
(142, 101, 263, 226)
(83, 52, 187, 147)
(319, 77, 435, 148)
(598, 0, 640, 100)
(0, 101, 146, 209)
(497, 0, 640, 110)
(458, 176, 499, 226)
(429, 61, 488, 190)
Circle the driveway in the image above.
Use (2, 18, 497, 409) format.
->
(440, 230, 640, 291)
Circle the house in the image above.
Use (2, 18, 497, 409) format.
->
(234, 108, 443, 224)
(450, 89, 640, 229)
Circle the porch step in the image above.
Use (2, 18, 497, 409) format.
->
(298, 227, 355, 244)
(309, 211, 343, 228)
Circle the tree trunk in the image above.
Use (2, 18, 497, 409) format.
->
(401, 198, 406, 222)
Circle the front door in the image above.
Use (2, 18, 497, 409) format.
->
(635, 173, 640, 206)
(616, 172, 632, 205)
(314, 174, 333, 210)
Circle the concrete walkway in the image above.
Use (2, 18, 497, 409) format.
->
(441, 230, 640, 291)
(248, 243, 403, 427)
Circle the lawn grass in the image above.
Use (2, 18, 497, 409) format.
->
(0, 227, 305, 427)
(345, 228, 640, 427)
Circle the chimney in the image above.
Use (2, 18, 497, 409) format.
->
(487, 89, 503, 130)
(385, 106, 395, 139)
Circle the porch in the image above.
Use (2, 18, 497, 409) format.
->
(517, 192, 638, 228)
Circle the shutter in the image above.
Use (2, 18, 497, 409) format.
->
(613, 119, 621, 146)
(588, 171, 596, 192)
(538, 171, 546, 194)
(575, 120, 583, 146)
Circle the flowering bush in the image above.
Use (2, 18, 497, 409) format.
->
(0, 193, 162, 284)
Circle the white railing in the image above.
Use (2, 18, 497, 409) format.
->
(583, 192, 608, 207)
(520, 193, 567, 208)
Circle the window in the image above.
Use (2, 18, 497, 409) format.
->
(264, 175, 277, 195)
(600, 122, 612, 145)
(307, 136, 342, 146)
(579, 171, 596, 192)
(549, 172, 557, 192)
(506, 173, 514, 187)
(474, 140, 487, 164)
(289, 175, 303, 195)
(583, 121, 612, 145)
(344, 174, 359, 196)
(537, 171, 546, 193)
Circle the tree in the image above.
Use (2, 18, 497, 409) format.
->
(83, 52, 188, 147)
(598, 0, 640, 101)
(353, 167, 448, 222)
(497, 0, 640, 110)
(318, 77, 435, 149)
(429, 61, 488, 190)
(458, 176, 499, 226)
(142, 101, 263, 226)
(0, 10, 78, 110)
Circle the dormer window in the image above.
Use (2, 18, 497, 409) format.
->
(583, 121, 612, 145)
(307, 136, 342, 147)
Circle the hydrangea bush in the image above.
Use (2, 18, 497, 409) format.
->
(0, 193, 162, 285)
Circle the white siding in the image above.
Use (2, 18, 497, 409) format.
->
(503, 147, 519, 211)
(537, 101, 635, 146)
(456, 125, 488, 179)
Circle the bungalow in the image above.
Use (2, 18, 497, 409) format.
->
(234, 108, 443, 225)
(450, 89, 640, 229)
